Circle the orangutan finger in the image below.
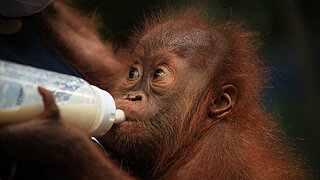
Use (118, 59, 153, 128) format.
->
(38, 86, 60, 120)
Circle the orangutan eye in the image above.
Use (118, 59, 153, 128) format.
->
(153, 69, 165, 80)
(129, 67, 140, 79)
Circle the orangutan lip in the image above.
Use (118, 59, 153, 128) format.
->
(116, 108, 137, 122)
(125, 118, 136, 122)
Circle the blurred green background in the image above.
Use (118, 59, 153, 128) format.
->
(73, 0, 320, 175)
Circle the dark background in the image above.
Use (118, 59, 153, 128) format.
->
(73, 0, 320, 175)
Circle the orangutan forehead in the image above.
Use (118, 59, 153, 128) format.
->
(134, 21, 215, 56)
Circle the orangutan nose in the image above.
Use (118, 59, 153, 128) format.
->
(126, 93, 143, 101)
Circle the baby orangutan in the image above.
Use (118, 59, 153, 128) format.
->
(0, 1, 312, 179)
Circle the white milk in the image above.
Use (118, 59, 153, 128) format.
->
(0, 105, 44, 124)
(0, 104, 101, 134)
(59, 105, 101, 134)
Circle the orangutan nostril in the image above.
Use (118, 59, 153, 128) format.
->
(127, 94, 142, 101)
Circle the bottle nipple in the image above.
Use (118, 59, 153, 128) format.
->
(114, 109, 126, 124)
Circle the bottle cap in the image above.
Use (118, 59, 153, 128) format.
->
(90, 85, 116, 137)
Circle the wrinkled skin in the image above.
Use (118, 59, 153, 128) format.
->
(99, 23, 224, 176)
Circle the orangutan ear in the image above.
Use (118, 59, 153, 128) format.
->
(208, 84, 238, 119)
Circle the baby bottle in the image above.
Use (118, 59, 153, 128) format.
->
(0, 59, 125, 137)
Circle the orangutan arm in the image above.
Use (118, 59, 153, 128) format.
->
(32, 0, 124, 90)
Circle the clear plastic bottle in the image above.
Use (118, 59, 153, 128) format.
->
(0, 60, 125, 137)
